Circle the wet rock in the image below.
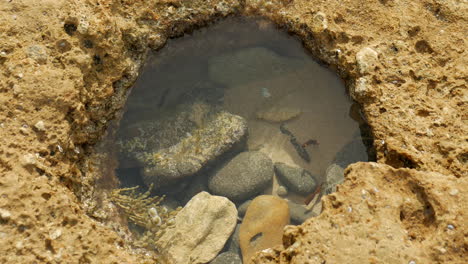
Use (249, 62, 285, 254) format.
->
(225, 223, 241, 255)
(157, 192, 237, 264)
(256, 106, 302, 122)
(239, 195, 289, 264)
(208, 151, 273, 201)
(237, 200, 251, 217)
(210, 252, 242, 264)
(325, 163, 345, 194)
(209, 47, 306, 87)
(140, 110, 247, 188)
(333, 138, 369, 167)
(274, 163, 317, 195)
(277, 185, 288, 196)
(288, 200, 318, 224)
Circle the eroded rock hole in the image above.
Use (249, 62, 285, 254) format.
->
(106, 17, 375, 262)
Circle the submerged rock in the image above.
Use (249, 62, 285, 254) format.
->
(208, 151, 273, 201)
(210, 252, 242, 264)
(209, 47, 308, 87)
(225, 224, 241, 255)
(140, 111, 247, 188)
(256, 105, 302, 122)
(239, 195, 289, 264)
(157, 192, 237, 264)
(324, 163, 345, 194)
(274, 162, 318, 195)
(288, 200, 318, 224)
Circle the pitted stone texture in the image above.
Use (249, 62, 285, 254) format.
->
(208, 151, 274, 201)
(239, 195, 289, 264)
(157, 192, 237, 264)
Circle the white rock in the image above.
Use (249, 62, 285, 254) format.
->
(356, 47, 379, 74)
(0, 208, 12, 220)
(156, 192, 237, 264)
(34, 121, 46, 131)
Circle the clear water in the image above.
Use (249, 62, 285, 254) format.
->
(115, 17, 373, 217)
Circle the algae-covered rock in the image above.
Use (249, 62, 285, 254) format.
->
(156, 192, 237, 264)
(140, 111, 248, 188)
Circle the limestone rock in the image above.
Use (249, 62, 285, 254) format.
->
(210, 252, 242, 264)
(239, 195, 290, 264)
(208, 151, 274, 201)
(255, 106, 302, 122)
(274, 162, 317, 195)
(157, 192, 237, 264)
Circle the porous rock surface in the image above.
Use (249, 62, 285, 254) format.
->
(0, 0, 466, 264)
(156, 191, 237, 264)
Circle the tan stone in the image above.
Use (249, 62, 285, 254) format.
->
(157, 192, 237, 264)
(239, 195, 290, 264)
(255, 106, 302, 123)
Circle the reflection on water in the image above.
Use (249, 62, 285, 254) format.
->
(113, 16, 374, 259)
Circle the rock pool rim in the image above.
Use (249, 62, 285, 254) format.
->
(82, 9, 379, 263)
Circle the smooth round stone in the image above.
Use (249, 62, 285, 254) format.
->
(274, 163, 317, 195)
(277, 185, 288, 196)
(208, 151, 274, 201)
(210, 252, 242, 264)
(237, 200, 252, 218)
(239, 195, 290, 264)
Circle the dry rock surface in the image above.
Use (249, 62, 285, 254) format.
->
(156, 192, 237, 264)
(0, 0, 466, 263)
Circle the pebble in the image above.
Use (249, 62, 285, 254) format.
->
(237, 200, 251, 218)
(225, 224, 241, 255)
(0, 208, 12, 220)
(34, 121, 46, 131)
(277, 185, 288, 196)
(274, 163, 317, 195)
(208, 151, 273, 201)
(449, 189, 459, 196)
(210, 252, 242, 264)
(239, 195, 289, 264)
